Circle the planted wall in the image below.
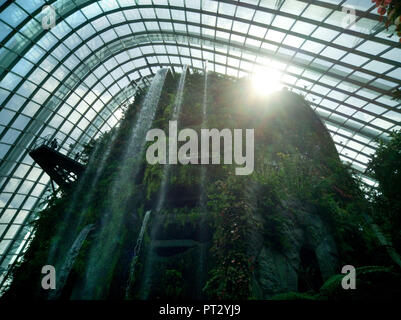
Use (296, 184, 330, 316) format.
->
(2, 70, 400, 300)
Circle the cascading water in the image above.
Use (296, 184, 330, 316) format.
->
(125, 210, 151, 298)
(200, 61, 209, 213)
(116, 69, 169, 186)
(196, 62, 209, 296)
(72, 69, 168, 299)
(48, 224, 95, 300)
(85, 132, 118, 203)
(47, 140, 103, 267)
(75, 131, 118, 229)
(155, 65, 187, 213)
(139, 66, 188, 299)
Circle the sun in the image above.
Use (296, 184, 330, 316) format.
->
(251, 66, 283, 96)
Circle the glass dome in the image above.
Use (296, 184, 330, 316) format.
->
(0, 0, 400, 288)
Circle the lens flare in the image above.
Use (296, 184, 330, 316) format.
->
(251, 67, 283, 96)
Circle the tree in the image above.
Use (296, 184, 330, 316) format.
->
(367, 130, 401, 251)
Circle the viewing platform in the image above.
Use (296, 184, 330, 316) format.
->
(28, 135, 85, 191)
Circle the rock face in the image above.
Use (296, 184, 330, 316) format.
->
(242, 91, 345, 299)
(252, 199, 339, 298)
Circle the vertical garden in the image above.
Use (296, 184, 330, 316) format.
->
(2, 69, 401, 300)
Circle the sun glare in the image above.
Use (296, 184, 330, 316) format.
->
(251, 67, 283, 96)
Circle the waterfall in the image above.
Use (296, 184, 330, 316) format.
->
(48, 128, 118, 298)
(196, 63, 209, 297)
(72, 69, 168, 299)
(202, 61, 208, 119)
(85, 132, 118, 203)
(117, 69, 169, 181)
(75, 131, 118, 229)
(200, 62, 209, 212)
(155, 65, 187, 213)
(139, 66, 188, 299)
(125, 210, 151, 298)
(47, 140, 103, 266)
(48, 224, 94, 300)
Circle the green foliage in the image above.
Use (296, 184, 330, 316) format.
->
(367, 130, 401, 201)
(1, 191, 69, 299)
(204, 175, 253, 300)
(252, 141, 373, 264)
(162, 207, 201, 227)
(367, 130, 401, 252)
(143, 162, 163, 200)
(318, 266, 401, 300)
(273, 266, 401, 300)
(263, 211, 292, 251)
(160, 269, 183, 298)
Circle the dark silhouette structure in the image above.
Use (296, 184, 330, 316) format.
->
(28, 136, 85, 191)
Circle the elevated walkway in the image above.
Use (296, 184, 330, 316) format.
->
(29, 135, 85, 191)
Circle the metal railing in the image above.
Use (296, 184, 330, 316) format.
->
(30, 134, 61, 152)
(29, 134, 84, 164)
